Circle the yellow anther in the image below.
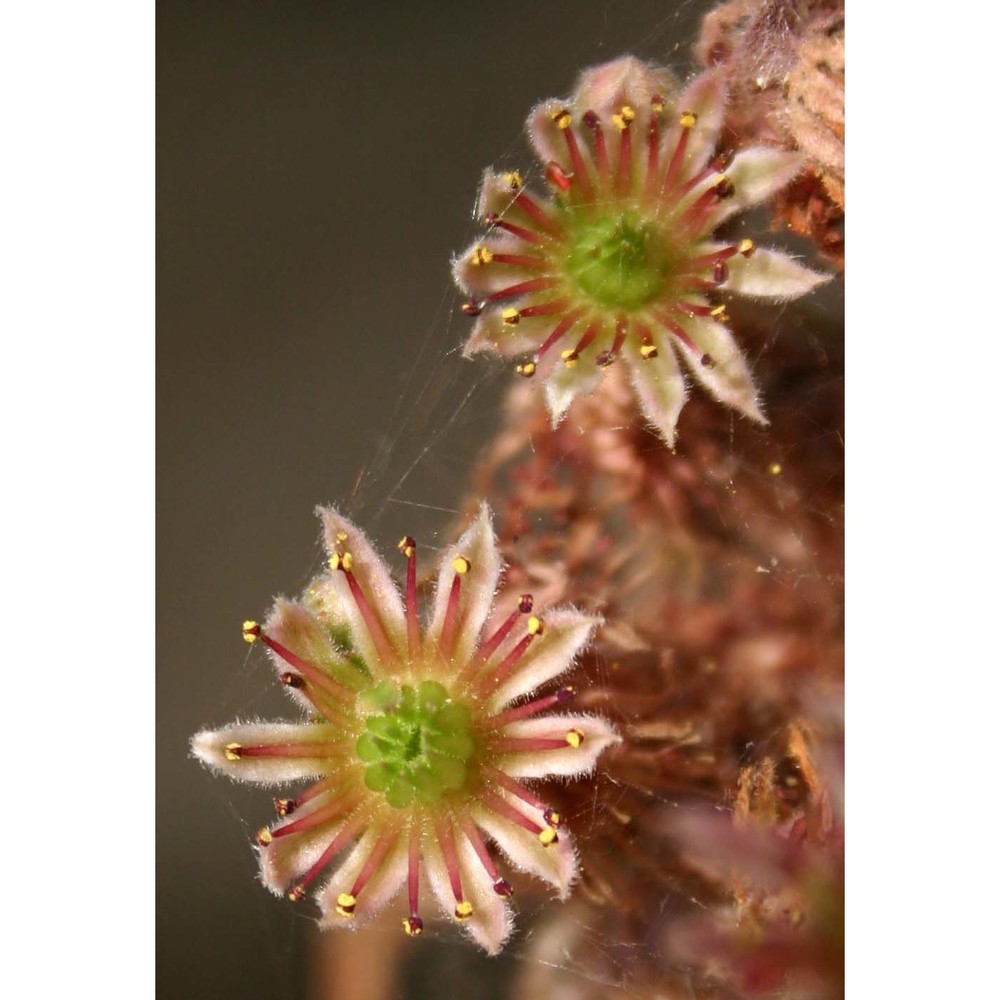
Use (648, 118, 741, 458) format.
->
(640, 343, 659, 360)
(336, 530, 348, 543)
(501, 306, 520, 326)
(398, 535, 415, 557)
(224, 742, 243, 761)
(470, 246, 494, 266)
(274, 798, 295, 816)
(611, 105, 636, 130)
(336, 893, 357, 917)
(769, 462, 783, 476)
(679, 109, 698, 128)
(538, 827, 559, 847)
(651, 96, 665, 114)
(242, 620, 260, 643)
(565, 728, 585, 748)
(334, 551, 355, 572)
(710, 304, 729, 323)
(454, 900, 474, 920)
(527, 615, 544, 636)
(714, 176, 735, 198)
(550, 107, 572, 129)
(545, 810, 561, 827)
(329, 554, 340, 571)
(515, 360, 537, 378)
(288, 884, 306, 902)
(403, 916, 423, 936)
(503, 170, 523, 191)
(255, 827, 273, 846)
(452, 555, 471, 575)
(738, 238, 756, 257)
(560, 348, 578, 368)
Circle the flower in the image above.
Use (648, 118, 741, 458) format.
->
(191, 503, 617, 953)
(453, 56, 831, 447)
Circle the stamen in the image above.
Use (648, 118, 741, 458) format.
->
(269, 795, 354, 841)
(398, 536, 420, 659)
(635, 321, 658, 360)
(642, 97, 665, 200)
(661, 110, 695, 196)
(342, 826, 400, 915)
(483, 791, 558, 846)
(274, 798, 296, 817)
(582, 110, 610, 186)
(485, 277, 559, 304)
(562, 318, 602, 365)
(242, 620, 261, 643)
(435, 819, 471, 919)
(407, 826, 421, 931)
(502, 307, 520, 326)
(663, 315, 714, 367)
(253, 626, 351, 706)
(459, 593, 533, 681)
(490, 769, 551, 814)
(493, 734, 579, 753)
(469, 246, 493, 266)
(551, 108, 592, 198)
(597, 316, 628, 367)
(515, 360, 536, 378)
(287, 814, 364, 901)
(228, 741, 342, 759)
(490, 686, 575, 727)
(613, 105, 635, 192)
(335, 560, 400, 668)
(512, 188, 563, 237)
(459, 818, 512, 897)
(519, 300, 570, 318)
(287, 773, 341, 813)
(484, 212, 545, 246)
(534, 306, 587, 360)
(483, 615, 543, 688)
(461, 299, 483, 317)
(438, 555, 471, 661)
(490, 251, 549, 270)
(503, 170, 523, 191)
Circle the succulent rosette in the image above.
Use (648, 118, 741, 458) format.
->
(454, 56, 831, 446)
(191, 503, 617, 953)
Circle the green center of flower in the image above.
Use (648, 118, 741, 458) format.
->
(355, 680, 475, 808)
(564, 211, 669, 310)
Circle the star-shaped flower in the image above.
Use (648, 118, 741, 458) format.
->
(191, 503, 617, 953)
(454, 56, 831, 447)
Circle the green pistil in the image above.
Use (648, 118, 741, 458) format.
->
(564, 211, 670, 310)
(355, 681, 475, 808)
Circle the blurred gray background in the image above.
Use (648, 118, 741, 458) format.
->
(158, 2, 710, 997)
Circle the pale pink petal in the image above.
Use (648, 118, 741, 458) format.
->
(316, 824, 408, 928)
(427, 503, 503, 667)
(496, 714, 621, 779)
(723, 246, 833, 300)
(461, 309, 547, 360)
(264, 599, 362, 711)
(667, 314, 766, 423)
(572, 56, 677, 119)
(706, 147, 804, 227)
(451, 235, 551, 299)
(622, 336, 687, 448)
(526, 98, 585, 174)
(473, 169, 522, 221)
(487, 608, 601, 712)
(473, 799, 577, 898)
(317, 507, 407, 673)
(543, 357, 605, 426)
(672, 68, 726, 176)
(259, 802, 356, 895)
(190, 721, 341, 785)
(423, 823, 514, 955)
